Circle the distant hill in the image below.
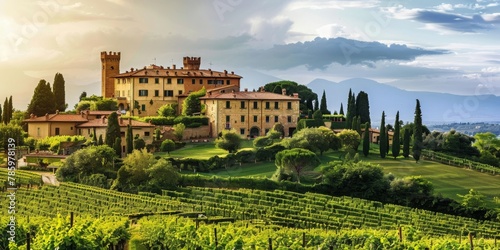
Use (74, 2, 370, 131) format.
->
(308, 78, 500, 124)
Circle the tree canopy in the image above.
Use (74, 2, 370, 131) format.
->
(337, 129, 360, 154)
(215, 129, 241, 153)
(379, 111, 387, 159)
(27, 79, 56, 117)
(275, 148, 320, 183)
(263, 80, 317, 114)
(182, 87, 206, 116)
(413, 99, 423, 162)
(355, 91, 371, 126)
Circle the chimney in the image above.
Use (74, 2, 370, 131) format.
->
(231, 71, 234, 75)
(293, 93, 299, 98)
(101, 116, 106, 124)
(244, 88, 248, 92)
(260, 87, 265, 92)
(56, 110, 59, 114)
(173, 64, 176, 70)
(281, 88, 286, 95)
(45, 113, 49, 120)
(30, 113, 35, 119)
(224, 70, 227, 75)
(85, 110, 89, 120)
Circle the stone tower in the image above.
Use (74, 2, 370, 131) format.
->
(183, 56, 201, 70)
(101, 51, 121, 98)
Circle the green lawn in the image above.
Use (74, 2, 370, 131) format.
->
(159, 141, 500, 206)
(190, 161, 277, 178)
(155, 140, 254, 159)
(362, 154, 500, 207)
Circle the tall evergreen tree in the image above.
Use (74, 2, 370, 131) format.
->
(356, 116, 361, 135)
(98, 134, 104, 146)
(403, 128, 410, 158)
(313, 95, 319, 112)
(339, 103, 344, 115)
(79, 91, 87, 101)
(92, 127, 98, 146)
(2, 98, 7, 125)
(113, 137, 122, 157)
(413, 99, 423, 162)
(105, 112, 121, 147)
(355, 91, 371, 126)
(363, 122, 370, 157)
(392, 111, 401, 159)
(53, 73, 66, 112)
(6, 96, 13, 124)
(0, 103, 2, 124)
(126, 124, 133, 154)
(320, 90, 330, 114)
(386, 127, 390, 154)
(346, 89, 354, 129)
(27, 80, 56, 117)
(379, 111, 387, 158)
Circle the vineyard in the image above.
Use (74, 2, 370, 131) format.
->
(422, 149, 499, 175)
(1, 173, 499, 249)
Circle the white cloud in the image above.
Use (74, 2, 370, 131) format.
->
(248, 16, 293, 47)
(287, 0, 380, 10)
(316, 23, 359, 39)
(481, 67, 500, 72)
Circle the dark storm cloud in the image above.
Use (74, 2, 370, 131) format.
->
(413, 11, 500, 32)
(237, 37, 446, 70)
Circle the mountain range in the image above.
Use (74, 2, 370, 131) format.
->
(306, 78, 500, 125)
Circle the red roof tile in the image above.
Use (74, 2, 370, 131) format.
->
(76, 118, 154, 128)
(24, 114, 89, 123)
(200, 91, 300, 101)
(114, 67, 242, 79)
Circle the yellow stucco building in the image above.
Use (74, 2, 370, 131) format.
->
(201, 88, 300, 138)
(101, 51, 242, 117)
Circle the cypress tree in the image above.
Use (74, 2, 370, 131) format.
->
(92, 127, 97, 146)
(355, 91, 371, 126)
(320, 90, 330, 114)
(98, 134, 104, 146)
(113, 137, 122, 157)
(403, 128, 410, 158)
(0, 103, 2, 124)
(356, 116, 361, 135)
(105, 112, 121, 147)
(379, 111, 386, 158)
(363, 122, 370, 157)
(339, 103, 344, 115)
(27, 80, 56, 117)
(386, 127, 390, 154)
(413, 99, 423, 162)
(53, 73, 66, 112)
(2, 98, 6, 125)
(392, 111, 401, 159)
(126, 124, 133, 154)
(313, 95, 319, 112)
(346, 89, 353, 129)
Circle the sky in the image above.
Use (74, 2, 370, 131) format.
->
(1, 0, 500, 111)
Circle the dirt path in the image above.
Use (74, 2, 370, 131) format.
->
(40, 172, 60, 186)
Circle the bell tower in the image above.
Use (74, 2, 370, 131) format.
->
(101, 51, 121, 98)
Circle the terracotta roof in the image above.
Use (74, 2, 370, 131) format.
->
(76, 118, 154, 128)
(200, 91, 300, 101)
(85, 110, 116, 115)
(113, 66, 242, 79)
(24, 114, 89, 123)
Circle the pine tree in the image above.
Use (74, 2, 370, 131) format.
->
(27, 80, 56, 117)
(355, 91, 371, 126)
(413, 99, 423, 162)
(403, 128, 410, 158)
(320, 90, 330, 114)
(339, 103, 344, 115)
(113, 137, 122, 157)
(105, 112, 121, 147)
(363, 122, 370, 157)
(379, 111, 386, 158)
(392, 111, 401, 159)
(126, 124, 133, 154)
(2, 98, 7, 125)
(53, 73, 66, 112)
